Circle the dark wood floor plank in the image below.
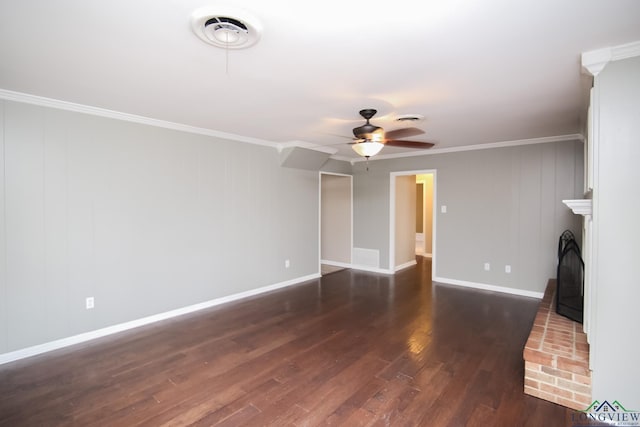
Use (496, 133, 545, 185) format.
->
(320, 376, 387, 426)
(0, 258, 572, 426)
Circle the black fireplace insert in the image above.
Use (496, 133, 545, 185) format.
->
(556, 230, 584, 323)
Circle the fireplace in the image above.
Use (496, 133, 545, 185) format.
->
(556, 230, 584, 323)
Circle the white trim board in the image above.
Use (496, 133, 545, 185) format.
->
(0, 273, 320, 366)
(582, 40, 640, 76)
(0, 89, 585, 165)
(434, 277, 544, 299)
(395, 260, 417, 272)
(351, 134, 583, 163)
(350, 265, 394, 275)
(320, 260, 352, 269)
(0, 88, 278, 149)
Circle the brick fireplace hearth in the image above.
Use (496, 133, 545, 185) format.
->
(523, 280, 591, 411)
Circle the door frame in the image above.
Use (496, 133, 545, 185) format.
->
(389, 169, 437, 279)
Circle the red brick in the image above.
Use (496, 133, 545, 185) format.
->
(540, 383, 573, 399)
(527, 332, 544, 343)
(525, 386, 558, 404)
(572, 373, 591, 385)
(541, 346, 573, 359)
(576, 342, 589, 352)
(525, 378, 540, 390)
(533, 318, 546, 327)
(556, 356, 590, 376)
(541, 366, 573, 380)
(548, 331, 573, 341)
(523, 348, 554, 366)
(528, 329, 544, 338)
(525, 369, 556, 385)
(531, 325, 545, 334)
(575, 333, 588, 344)
(574, 353, 589, 363)
(524, 361, 542, 372)
(525, 338, 542, 350)
(557, 378, 591, 395)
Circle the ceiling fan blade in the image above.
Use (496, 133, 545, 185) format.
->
(384, 140, 435, 149)
(384, 127, 425, 139)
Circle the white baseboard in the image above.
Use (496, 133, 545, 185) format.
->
(320, 260, 352, 269)
(433, 277, 544, 299)
(349, 265, 394, 275)
(394, 259, 417, 272)
(0, 273, 320, 366)
(321, 259, 401, 275)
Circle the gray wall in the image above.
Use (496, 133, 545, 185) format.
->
(321, 158, 352, 175)
(0, 100, 319, 354)
(320, 174, 351, 263)
(353, 140, 583, 293)
(591, 56, 640, 407)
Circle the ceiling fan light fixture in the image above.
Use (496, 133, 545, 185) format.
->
(352, 141, 384, 158)
(353, 123, 383, 139)
(371, 128, 384, 141)
(348, 107, 434, 160)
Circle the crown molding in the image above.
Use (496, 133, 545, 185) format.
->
(349, 133, 584, 163)
(582, 40, 640, 76)
(0, 88, 588, 163)
(0, 88, 279, 149)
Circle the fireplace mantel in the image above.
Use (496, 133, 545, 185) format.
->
(562, 199, 592, 218)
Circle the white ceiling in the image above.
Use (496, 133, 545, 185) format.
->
(1, 0, 640, 160)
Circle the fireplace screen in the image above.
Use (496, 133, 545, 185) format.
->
(556, 230, 584, 323)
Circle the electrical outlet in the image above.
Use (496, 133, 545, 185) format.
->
(505, 265, 511, 273)
(285, 259, 290, 268)
(85, 297, 95, 310)
(484, 263, 490, 271)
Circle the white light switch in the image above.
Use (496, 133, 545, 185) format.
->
(441, 205, 447, 213)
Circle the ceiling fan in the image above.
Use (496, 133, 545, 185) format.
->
(351, 109, 435, 158)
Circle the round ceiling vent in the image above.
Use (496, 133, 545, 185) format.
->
(191, 7, 262, 49)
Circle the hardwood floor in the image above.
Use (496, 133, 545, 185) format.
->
(0, 258, 572, 426)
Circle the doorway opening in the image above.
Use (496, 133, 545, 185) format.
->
(415, 174, 434, 258)
(319, 172, 353, 276)
(389, 170, 436, 279)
